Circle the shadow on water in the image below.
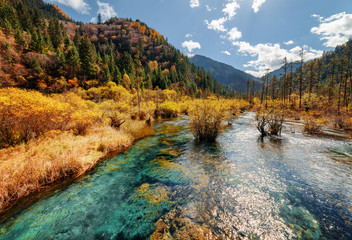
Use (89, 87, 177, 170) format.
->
(0, 113, 352, 239)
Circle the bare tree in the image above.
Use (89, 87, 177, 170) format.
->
(282, 57, 288, 104)
(299, 48, 305, 108)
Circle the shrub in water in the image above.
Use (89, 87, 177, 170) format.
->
(189, 100, 228, 142)
(256, 108, 285, 137)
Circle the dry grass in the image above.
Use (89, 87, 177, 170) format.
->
(0, 121, 151, 212)
(303, 114, 323, 134)
(0, 86, 246, 214)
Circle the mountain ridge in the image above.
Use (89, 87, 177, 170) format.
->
(189, 54, 260, 92)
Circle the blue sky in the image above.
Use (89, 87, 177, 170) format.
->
(46, 0, 352, 77)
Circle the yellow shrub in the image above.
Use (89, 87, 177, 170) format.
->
(0, 88, 72, 147)
(189, 99, 229, 142)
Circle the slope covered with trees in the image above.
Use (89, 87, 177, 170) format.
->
(259, 41, 352, 112)
(189, 54, 260, 92)
(0, 0, 229, 97)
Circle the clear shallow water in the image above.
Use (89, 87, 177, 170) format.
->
(1, 113, 352, 239)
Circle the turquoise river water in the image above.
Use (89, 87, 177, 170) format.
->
(0, 113, 352, 239)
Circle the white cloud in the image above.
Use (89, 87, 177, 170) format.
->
(233, 41, 323, 77)
(90, 17, 97, 23)
(204, 1, 240, 34)
(50, 0, 90, 14)
(190, 0, 200, 8)
(222, 50, 231, 56)
(224, 27, 242, 41)
(97, 1, 117, 22)
(205, 17, 228, 32)
(284, 40, 294, 45)
(185, 34, 193, 38)
(245, 70, 263, 78)
(222, 0, 240, 20)
(206, 4, 211, 12)
(311, 14, 323, 22)
(252, 0, 266, 14)
(311, 12, 352, 47)
(182, 40, 201, 56)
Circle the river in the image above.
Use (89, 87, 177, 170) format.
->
(0, 113, 351, 239)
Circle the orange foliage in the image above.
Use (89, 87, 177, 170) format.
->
(53, 4, 72, 21)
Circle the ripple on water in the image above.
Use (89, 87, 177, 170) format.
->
(0, 113, 352, 239)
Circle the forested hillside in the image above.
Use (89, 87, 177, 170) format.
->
(0, 0, 229, 96)
(261, 40, 352, 110)
(190, 54, 260, 92)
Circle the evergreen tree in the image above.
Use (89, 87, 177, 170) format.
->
(66, 45, 80, 78)
(97, 13, 102, 24)
(103, 65, 111, 83)
(31, 58, 42, 74)
(48, 18, 63, 49)
(14, 29, 25, 48)
(57, 49, 66, 75)
(79, 36, 97, 80)
(120, 52, 134, 74)
(73, 29, 81, 47)
(112, 66, 121, 84)
(29, 30, 40, 52)
(3, 19, 13, 36)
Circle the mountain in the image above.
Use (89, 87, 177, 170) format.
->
(266, 61, 301, 78)
(0, 0, 230, 96)
(189, 54, 260, 92)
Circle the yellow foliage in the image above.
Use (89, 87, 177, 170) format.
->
(163, 89, 178, 101)
(148, 61, 158, 71)
(0, 122, 151, 212)
(189, 99, 231, 142)
(161, 69, 169, 77)
(0, 88, 72, 146)
(122, 74, 131, 89)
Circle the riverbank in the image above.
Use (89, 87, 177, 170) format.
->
(1, 113, 351, 239)
(0, 87, 244, 219)
(0, 120, 152, 217)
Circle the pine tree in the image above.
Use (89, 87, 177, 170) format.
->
(103, 65, 111, 83)
(3, 19, 13, 36)
(73, 29, 81, 47)
(57, 49, 66, 75)
(120, 52, 134, 74)
(31, 58, 42, 74)
(112, 66, 121, 84)
(48, 18, 63, 49)
(14, 29, 25, 48)
(98, 13, 102, 24)
(79, 36, 97, 80)
(66, 45, 80, 78)
(29, 30, 42, 52)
